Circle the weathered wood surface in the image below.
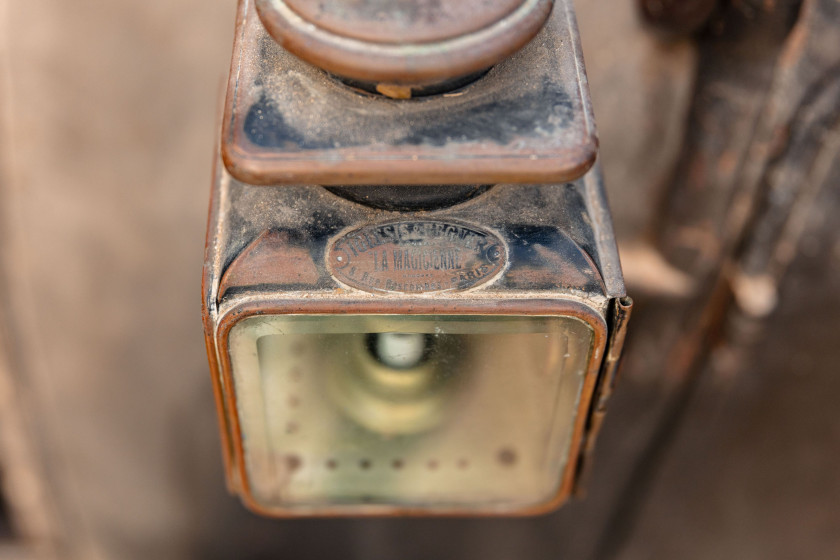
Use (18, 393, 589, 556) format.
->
(0, 0, 838, 559)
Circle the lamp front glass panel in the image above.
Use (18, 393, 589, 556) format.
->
(227, 314, 595, 513)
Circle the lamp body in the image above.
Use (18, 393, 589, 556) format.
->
(203, 0, 630, 517)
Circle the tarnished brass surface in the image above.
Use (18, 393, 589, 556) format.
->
(206, 0, 624, 523)
(325, 220, 507, 295)
(255, 0, 554, 85)
(224, 0, 596, 186)
(282, 0, 525, 44)
(203, 142, 628, 516)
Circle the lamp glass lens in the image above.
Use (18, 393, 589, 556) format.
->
(228, 315, 594, 513)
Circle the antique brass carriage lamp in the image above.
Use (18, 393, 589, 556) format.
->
(203, 0, 631, 517)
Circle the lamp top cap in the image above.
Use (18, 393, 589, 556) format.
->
(255, 0, 555, 85)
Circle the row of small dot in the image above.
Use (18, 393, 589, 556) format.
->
(325, 458, 469, 471)
(286, 449, 517, 472)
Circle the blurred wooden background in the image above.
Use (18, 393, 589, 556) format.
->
(0, 0, 838, 558)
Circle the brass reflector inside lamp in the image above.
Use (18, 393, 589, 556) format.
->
(228, 315, 594, 514)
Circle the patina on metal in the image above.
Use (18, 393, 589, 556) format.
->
(222, 0, 596, 187)
(204, 160, 629, 517)
(204, 0, 630, 518)
(325, 219, 508, 295)
(255, 0, 554, 88)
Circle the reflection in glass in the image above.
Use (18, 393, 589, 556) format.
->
(228, 315, 594, 512)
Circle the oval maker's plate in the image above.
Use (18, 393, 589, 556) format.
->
(327, 220, 507, 294)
